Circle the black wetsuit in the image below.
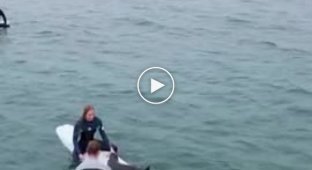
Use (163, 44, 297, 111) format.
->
(0, 9, 8, 27)
(73, 117, 110, 162)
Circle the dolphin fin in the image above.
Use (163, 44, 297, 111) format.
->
(144, 166, 150, 170)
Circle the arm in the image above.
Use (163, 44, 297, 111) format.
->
(97, 119, 110, 146)
(73, 122, 81, 154)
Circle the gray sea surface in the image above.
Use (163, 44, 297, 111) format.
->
(0, 0, 312, 169)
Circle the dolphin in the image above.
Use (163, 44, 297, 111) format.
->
(108, 153, 150, 170)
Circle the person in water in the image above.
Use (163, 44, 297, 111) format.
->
(76, 140, 150, 170)
(75, 140, 110, 170)
(0, 9, 8, 27)
(73, 105, 111, 163)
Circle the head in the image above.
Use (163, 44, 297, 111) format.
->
(86, 140, 101, 157)
(82, 105, 95, 122)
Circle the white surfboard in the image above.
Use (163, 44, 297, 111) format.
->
(56, 124, 127, 165)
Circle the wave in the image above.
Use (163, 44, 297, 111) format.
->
(226, 16, 252, 24)
(114, 17, 165, 30)
(238, 39, 278, 49)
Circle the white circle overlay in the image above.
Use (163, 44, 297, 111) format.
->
(137, 67, 175, 105)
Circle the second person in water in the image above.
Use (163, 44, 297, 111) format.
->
(0, 9, 9, 28)
(73, 105, 112, 162)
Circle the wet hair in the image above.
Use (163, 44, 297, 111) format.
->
(86, 140, 101, 156)
(81, 104, 94, 121)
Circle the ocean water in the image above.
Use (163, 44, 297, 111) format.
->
(1, 0, 312, 169)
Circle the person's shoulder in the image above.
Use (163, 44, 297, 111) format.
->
(77, 159, 108, 170)
(94, 116, 103, 123)
(74, 161, 91, 170)
(97, 162, 110, 170)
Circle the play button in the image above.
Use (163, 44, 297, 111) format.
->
(137, 67, 175, 104)
(151, 78, 165, 94)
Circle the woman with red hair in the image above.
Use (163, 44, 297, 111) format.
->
(72, 105, 111, 163)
